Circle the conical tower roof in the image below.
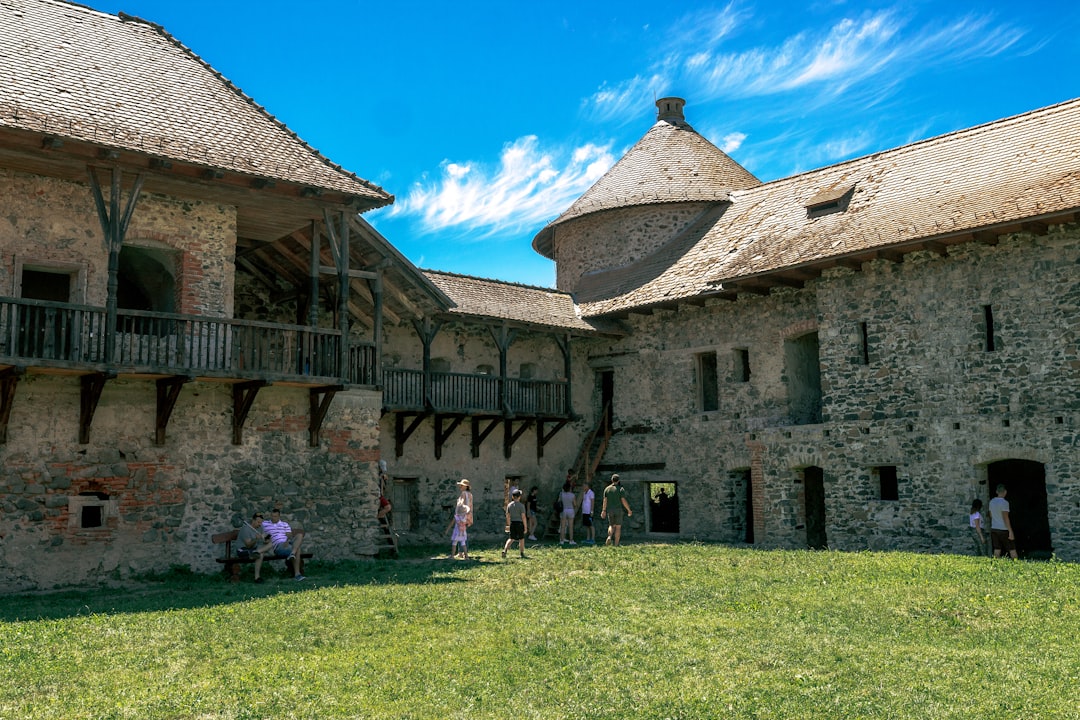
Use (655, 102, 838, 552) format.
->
(533, 97, 761, 258)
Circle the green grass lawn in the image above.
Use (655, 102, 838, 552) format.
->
(1, 543, 1077, 719)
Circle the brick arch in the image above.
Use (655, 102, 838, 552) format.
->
(780, 318, 818, 340)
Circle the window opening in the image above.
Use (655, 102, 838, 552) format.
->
(519, 363, 536, 380)
(983, 305, 996, 351)
(647, 482, 679, 533)
(785, 332, 822, 425)
(697, 351, 718, 411)
(858, 322, 870, 365)
(733, 348, 751, 382)
(874, 465, 899, 501)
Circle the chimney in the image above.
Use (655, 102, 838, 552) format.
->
(656, 97, 687, 124)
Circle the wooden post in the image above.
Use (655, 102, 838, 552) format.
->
(337, 212, 350, 382)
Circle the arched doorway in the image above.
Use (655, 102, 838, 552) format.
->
(987, 459, 1052, 558)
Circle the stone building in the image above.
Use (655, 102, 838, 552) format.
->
(2, 1, 1078, 591)
(534, 95, 1080, 560)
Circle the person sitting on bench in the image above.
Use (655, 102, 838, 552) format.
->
(237, 511, 274, 583)
(262, 508, 307, 581)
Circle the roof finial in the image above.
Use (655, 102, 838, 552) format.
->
(656, 97, 687, 124)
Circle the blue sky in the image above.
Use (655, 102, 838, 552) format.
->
(90, 1, 1080, 288)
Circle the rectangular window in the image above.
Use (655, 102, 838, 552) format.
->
(983, 305, 996, 351)
(697, 351, 718, 411)
(858, 322, 870, 365)
(873, 466, 899, 501)
(733, 348, 751, 382)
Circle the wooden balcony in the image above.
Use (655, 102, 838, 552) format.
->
(382, 367, 569, 418)
(0, 296, 375, 386)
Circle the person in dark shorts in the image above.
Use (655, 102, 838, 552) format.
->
(988, 484, 1018, 559)
(502, 488, 528, 559)
(601, 474, 633, 546)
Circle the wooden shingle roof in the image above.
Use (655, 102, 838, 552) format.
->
(0, 0, 391, 205)
(423, 270, 599, 333)
(532, 105, 761, 259)
(577, 97, 1080, 317)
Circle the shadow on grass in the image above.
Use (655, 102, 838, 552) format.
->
(0, 545, 491, 623)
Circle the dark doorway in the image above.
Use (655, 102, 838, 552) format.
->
(803, 466, 828, 549)
(987, 460, 1052, 558)
(648, 482, 679, 533)
(741, 469, 754, 544)
(785, 332, 822, 425)
(18, 268, 74, 359)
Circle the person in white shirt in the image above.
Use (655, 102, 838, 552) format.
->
(988, 485, 1018, 559)
(579, 482, 596, 545)
(262, 508, 307, 580)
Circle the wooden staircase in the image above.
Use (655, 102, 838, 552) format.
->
(541, 403, 613, 540)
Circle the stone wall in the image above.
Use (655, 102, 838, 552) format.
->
(583, 223, 1080, 560)
(552, 202, 714, 292)
(0, 170, 236, 315)
(0, 377, 382, 592)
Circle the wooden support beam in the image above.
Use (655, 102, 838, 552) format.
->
(0, 367, 24, 444)
(471, 416, 501, 458)
(537, 418, 569, 459)
(503, 418, 535, 459)
(79, 372, 112, 444)
(394, 412, 428, 458)
(155, 376, 192, 446)
(309, 385, 343, 447)
(232, 380, 268, 445)
(434, 414, 465, 460)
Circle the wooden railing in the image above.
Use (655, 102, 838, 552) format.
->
(382, 368, 569, 417)
(0, 297, 375, 385)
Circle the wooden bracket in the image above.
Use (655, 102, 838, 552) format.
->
(470, 416, 501, 458)
(155, 376, 192, 446)
(394, 412, 429, 458)
(232, 380, 268, 445)
(79, 372, 113, 444)
(309, 385, 344, 447)
(503, 418, 535, 459)
(0, 367, 25, 444)
(434, 414, 464, 460)
(537, 418, 569, 459)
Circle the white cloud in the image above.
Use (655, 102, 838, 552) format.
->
(719, 132, 747, 154)
(389, 136, 617, 237)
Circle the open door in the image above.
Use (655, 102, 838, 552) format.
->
(804, 466, 827, 549)
(987, 460, 1052, 558)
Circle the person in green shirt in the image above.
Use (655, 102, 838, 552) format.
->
(601, 474, 633, 546)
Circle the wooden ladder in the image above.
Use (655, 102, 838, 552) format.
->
(377, 515, 399, 557)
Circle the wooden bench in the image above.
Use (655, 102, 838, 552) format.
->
(212, 529, 312, 582)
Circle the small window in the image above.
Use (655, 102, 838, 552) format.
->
(697, 351, 718, 411)
(519, 363, 536, 380)
(430, 357, 451, 373)
(69, 491, 113, 530)
(873, 466, 899, 501)
(806, 184, 855, 217)
(858, 322, 870, 365)
(983, 305, 996, 352)
(475, 364, 495, 376)
(733, 348, 751, 382)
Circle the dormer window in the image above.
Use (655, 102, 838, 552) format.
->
(806, 183, 855, 217)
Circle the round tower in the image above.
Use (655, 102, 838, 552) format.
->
(532, 98, 761, 296)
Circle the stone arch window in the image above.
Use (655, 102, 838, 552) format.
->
(475, 363, 495, 376)
(118, 245, 177, 314)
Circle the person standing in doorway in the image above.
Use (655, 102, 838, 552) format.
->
(988, 484, 1018, 559)
(502, 488, 528, 559)
(969, 498, 987, 556)
(579, 481, 596, 545)
(601, 474, 633, 546)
